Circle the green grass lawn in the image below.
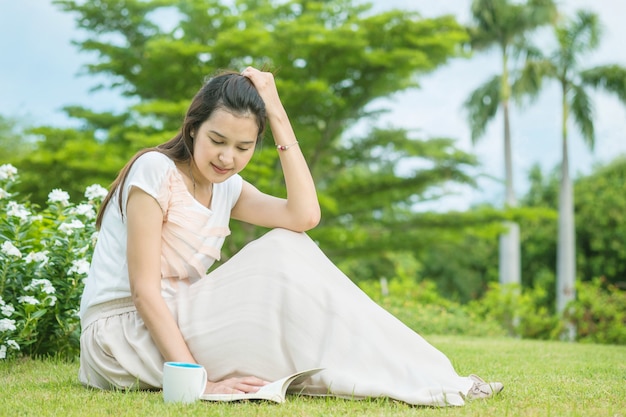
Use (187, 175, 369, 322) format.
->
(1, 335, 625, 417)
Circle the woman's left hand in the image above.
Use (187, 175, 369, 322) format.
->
(204, 375, 269, 395)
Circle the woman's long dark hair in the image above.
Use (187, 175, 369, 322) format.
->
(95, 71, 267, 228)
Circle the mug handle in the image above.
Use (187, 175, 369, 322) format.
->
(198, 367, 208, 398)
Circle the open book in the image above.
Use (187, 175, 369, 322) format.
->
(200, 368, 323, 404)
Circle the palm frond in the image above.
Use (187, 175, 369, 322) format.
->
(511, 37, 544, 62)
(580, 65, 626, 103)
(570, 83, 595, 149)
(527, 0, 559, 25)
(512, 59, 555, 105)
(469, 0, 556, 50)
(571, 10, 602, 50)
(556, 10, 601, 69)
(463, 75, 501, 143)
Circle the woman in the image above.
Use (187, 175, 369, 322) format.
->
(79, 67, 503, 406)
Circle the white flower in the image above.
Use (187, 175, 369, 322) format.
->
(1, 304, 14, 317)
(18, 296, 39, 305)
(74, 245, 90, 256)
(45, 295, 57, 307)
(6, 201, 30, 220)
(0, 318, 16, 332)
(30, 214, 43, 222)
(24, 251, 50, 266)
(25, 278, 56, 295)
(68, 259, 90, 276)
(0, 345, 6, 359)
(48, 188, 70, 205)
(6, 340, 19, 350)
(58, 219, 85, 235)
(85, 184, 108, 201)
(0, 188, 8, 199)
(1, 241, 22, 258)
(0, 164, 18, 181)
(71, 203, 96, 219)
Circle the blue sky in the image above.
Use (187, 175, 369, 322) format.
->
(1, 0, 625, 209)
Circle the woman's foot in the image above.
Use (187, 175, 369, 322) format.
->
(465, 374, 504, 400)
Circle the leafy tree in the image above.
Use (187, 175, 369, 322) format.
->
(464, 0, 557, 287)
(14, 107, 134, 204)
(21, 0, 497, 285)
(575, 158, 626, 289)
(0, 115, 35, 164)
(415, 202, 559, 302)
(519, 158, 626, 311)
(518, 164, 559, 304)
(521, 10, 626, 316)
(418, 223, 500, 302)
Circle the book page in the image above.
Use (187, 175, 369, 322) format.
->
(199, 368, 323, 403)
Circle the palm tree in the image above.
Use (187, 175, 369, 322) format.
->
(521, 10, 626, 330)
(464, 0, 557, 287)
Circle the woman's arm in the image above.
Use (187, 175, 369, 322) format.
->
(126, 187, 197, 363)
(232, 67, 321, 232)
(126, 186, 268, 394)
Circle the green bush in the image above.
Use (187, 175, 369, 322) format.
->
(467, 283, 562, 340)
(567, 277, 626, 345)
(359, 278, 507, 338)
(0, 164, 105, 359)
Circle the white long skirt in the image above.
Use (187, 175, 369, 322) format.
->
(79, 229, 474, 406)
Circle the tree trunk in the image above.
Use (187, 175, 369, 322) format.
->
(499, 95, 521, 287)
(499, 222, 520, 285)
(556, 83, 576, 340)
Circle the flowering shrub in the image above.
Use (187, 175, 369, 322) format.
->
(0, 164, 106, 359)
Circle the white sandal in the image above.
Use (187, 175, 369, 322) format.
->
(466, 374, 504, 400)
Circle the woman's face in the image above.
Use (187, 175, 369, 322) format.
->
(191, 108, 258, 184)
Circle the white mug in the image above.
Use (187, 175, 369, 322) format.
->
(162, 362, 207, 404)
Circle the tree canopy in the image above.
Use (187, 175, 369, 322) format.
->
(3, 0, 499, 283)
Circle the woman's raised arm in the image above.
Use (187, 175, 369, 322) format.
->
(232, 67, 321, 232)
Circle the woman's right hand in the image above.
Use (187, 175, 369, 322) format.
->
(205, 376, 269, 394)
